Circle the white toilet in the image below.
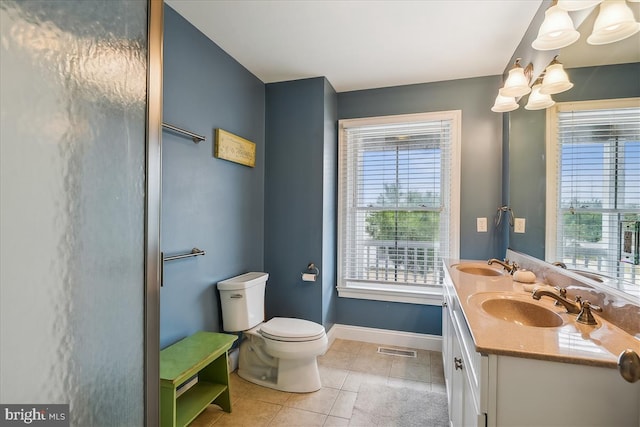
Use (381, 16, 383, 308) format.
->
(217, 272, 328, 393)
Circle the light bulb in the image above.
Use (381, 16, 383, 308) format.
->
(499, 61, 532, 97)
(532, 5, 580, 50)
(540, 60, 574, 95)
(556, 0, 603, 11)
(525, 83, 556, 110)
(491, 94, 519, 113)
(587, 0, 640, 45)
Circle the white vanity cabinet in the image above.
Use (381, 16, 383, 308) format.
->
(442, 265, 640, 427)
(442, 268, 487, 427)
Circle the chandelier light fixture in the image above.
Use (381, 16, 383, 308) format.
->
(492, 0, 638, 112)
(491, 56, 572, 113)
(532, 0, 640, 51)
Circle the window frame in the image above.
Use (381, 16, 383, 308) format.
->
(337, 111, 461, 305)
(545, 97, 640, 285)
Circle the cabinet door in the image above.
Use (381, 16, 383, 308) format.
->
(450, 335, 464, 427)
(462, 366, 484, 427)
(442, 301, 452, 384)
(451, 337, 484, 427)
(442, 300, 455, 419)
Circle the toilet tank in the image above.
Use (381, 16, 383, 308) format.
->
(217, 272, 268, 332)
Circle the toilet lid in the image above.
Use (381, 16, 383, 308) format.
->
(259, 317, 325, 342)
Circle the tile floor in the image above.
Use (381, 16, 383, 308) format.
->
(189, 339, 446, 426)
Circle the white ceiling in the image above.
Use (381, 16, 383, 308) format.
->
(165, 0, 544, 92)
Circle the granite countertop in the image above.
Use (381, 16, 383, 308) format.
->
(445, 260, 640, 369)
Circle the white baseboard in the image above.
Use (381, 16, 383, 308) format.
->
(326, 323, 441, 352)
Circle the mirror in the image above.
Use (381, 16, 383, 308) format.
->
(507, 2, 640, 298)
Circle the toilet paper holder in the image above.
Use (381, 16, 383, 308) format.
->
(301, 263, 320, 281)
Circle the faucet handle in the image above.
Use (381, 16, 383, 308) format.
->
(576, 300, 602, 326)
(554, 287, 567, 306)
(502, 258, 518, 273)
(582, 300, 602, 312)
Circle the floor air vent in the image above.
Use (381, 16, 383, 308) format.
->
(377, 347, 417, 358)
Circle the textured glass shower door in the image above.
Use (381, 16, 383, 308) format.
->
(0, 1, 155, 425)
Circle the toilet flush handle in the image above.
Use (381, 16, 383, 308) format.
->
(230, 294, 243, 299)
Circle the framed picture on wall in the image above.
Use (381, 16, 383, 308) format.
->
(214, 128, 256, 168)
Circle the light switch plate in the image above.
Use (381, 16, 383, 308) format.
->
(514, 218, 526, 233)
(477, 217, 488, 232)
(620, 220, 640, 265)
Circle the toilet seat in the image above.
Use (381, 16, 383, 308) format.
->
(259, 317, 326, 342)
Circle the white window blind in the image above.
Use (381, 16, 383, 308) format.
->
(338, 112, 460, 302)
(549, 99, 640, 290)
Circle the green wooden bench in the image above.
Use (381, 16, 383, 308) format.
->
(160, 331, 237, 427)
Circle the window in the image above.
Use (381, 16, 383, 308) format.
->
(338, 111, 461, 305)
(546, 98, 640, 293)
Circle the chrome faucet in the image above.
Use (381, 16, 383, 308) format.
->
(531, 288, 581, 314)
(552, 261, 567, 269)
(487, 258, 518, 274)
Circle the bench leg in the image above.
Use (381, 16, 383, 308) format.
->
(160, 384, 177, 427)
(200, 353, 232, 413)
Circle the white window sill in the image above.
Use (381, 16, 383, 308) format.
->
(336, 285, 443, 306)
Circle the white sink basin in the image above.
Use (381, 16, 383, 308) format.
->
(452, 263, 505, 277)
(468, 292, 565, 328)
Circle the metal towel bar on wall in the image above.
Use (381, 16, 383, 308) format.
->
(163, 248, 206, 262)
(160, 248, 206, 287)
(162, 122, 206, 143)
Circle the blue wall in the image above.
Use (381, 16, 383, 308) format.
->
(322, 79, 338, 328)
(161, 6, 265, 348)
(264, 77, 337, 328)
(161, 5, 514, 342)
(508, 62, 640, 259)
(336, 76, 505, 334)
